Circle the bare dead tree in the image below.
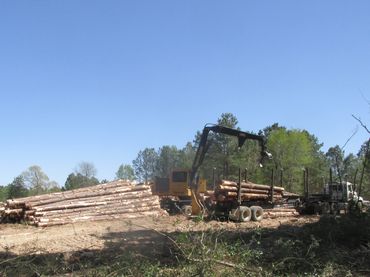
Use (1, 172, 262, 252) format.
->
(361, 92, 370, 106)
(358, 139, 370, 198)
(75, 161, 97, 178)
(352, 115, 370, 134)
(341, 127, 359, 151)
(350, 97, 370, 198)
(330, 128, 359, 186)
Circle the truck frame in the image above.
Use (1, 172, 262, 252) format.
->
(298, 169, 364, 215)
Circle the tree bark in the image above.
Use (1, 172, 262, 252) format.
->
(36, 211, 162, 227)
(220, 180, 284, 191)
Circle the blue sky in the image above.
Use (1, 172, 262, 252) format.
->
(0, 1, 369, 186)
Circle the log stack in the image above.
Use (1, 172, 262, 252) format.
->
(215, 180, 300, 219)
(0, 202, 5, 215)
(215, 180, 285, 202)
(0, 180, 166, 227)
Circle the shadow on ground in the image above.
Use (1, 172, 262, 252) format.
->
(0, 214, 369, 276)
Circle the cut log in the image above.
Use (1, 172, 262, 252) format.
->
(217, 186, 272, 194)
(23, 186, 150, 208)
(224, 192, 282, 198)
(220, 180, 284, 192)
(31, 192, 156, 211)
(34, 197, 160, 217)
(7, 182, 147, 208)
(3, 209, 23, 215)
(7, 180, 132, 203)
(263, 208, 297, 213)
(36, 205, 161, 222)
(32, 189, 153, 205)
(25, 210, 35, 216)
(263, 211, 299, 218)
(36, 211, 163, 227)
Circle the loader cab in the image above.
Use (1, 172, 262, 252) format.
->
(152, 169, 207, 197)
(170, 169, 207, 196)
(170, 170, 190, 196)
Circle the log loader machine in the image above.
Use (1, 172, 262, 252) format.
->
(153, 169, 207, 216)
(152, 124, 273, 221)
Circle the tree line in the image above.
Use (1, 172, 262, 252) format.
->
(130, 113, 369, 197)
(1, 113, 369, 201)
(0, 162, 101, 201)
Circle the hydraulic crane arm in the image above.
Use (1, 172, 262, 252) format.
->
(189, 124, 272, 189)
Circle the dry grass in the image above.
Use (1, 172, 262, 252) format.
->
(0, 213, 369, 276)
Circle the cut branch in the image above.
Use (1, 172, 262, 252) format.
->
(352, 114, 370, 134)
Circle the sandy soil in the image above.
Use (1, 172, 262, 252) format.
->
(0, 215, 319, 256)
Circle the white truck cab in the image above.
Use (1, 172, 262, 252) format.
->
(323, 182, 363, 203)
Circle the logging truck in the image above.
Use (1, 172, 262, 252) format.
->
(152, 124, 286, 222)
(299, 179, 364, 215)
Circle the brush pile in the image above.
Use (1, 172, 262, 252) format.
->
(0, 180, 165, 227)
(215, 180, 285, 202)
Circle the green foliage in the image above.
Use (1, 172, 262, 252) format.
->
(132, 148, 158, 182)
(255, 123, 330, 193)
(264, 128, 315, 192)
(20, 165, 60, 196)
(178, 142, 196, 169)
(0, 185, 9, 202)
(156, 145, 183, 177)
(195, 113, 259, 182)
(192, 116, 331, 194)
(7, 175, 28, 199)
(322, 140, 370, 198)
(129, 143, 195, 181)
(115, 164, 135, 180)
(64, 173, 100, 190)
(127, 113, 367, 195)
(355, 140, 370, 199)
(326, 145, 344, 176)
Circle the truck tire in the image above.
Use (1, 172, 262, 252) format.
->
(250, 206, 264, 221)
(357, 201, 363, 210)
(330, 202, 338, 215)
(238, 206, 252, 222)
(181, 205, 192, 217)
(321, 202, 330, 215)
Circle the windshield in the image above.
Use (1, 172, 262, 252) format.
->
(330, 185, 343, 191)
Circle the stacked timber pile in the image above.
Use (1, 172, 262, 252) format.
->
(0, 202, 5, 219)
(215, 180, 285, 202)
(0, 180, 165, 227)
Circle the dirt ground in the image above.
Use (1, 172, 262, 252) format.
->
(0, 215, 319, 256)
